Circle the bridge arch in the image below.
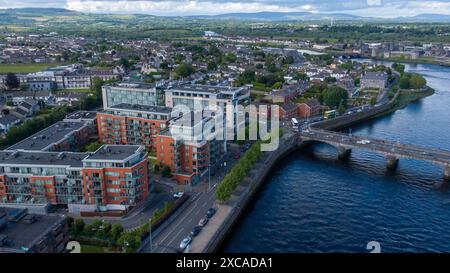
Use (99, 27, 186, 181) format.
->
(299, 139, 352, 160)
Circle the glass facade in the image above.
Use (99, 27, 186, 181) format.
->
(106, 88, 157, 107)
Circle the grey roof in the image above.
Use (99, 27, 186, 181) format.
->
(0, 115, 21, 126)
(0, 151, 86, 167)
(170, 84, 244, 94)
(83, 145, 143, 161)
(14, 108, 29, 117)
(0, 207, 66, 252)
(64, 111, 97, 121)
(6, 121, 88, 151)
(109, 103, 172, 114)
(362, 71, 388, 81)
(106, 82, 156, 89)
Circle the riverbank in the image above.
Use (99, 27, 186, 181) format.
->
(198, 133, 300, 253)
(371, 56, 450, 67)
(202, 87, 435, 253)
(312, 87, 434, 131)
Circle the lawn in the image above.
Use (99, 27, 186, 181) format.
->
(80, 244, 106, 253)
(58, 88, 93, 93)
(0, 63, 60, 74)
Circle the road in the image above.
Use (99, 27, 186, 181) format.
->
(148, 189, 217, 252)
(142, 145, 240, 253)
(300, 129, 450, 164)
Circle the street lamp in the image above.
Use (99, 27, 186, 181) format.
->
(208, 163, 211, 190)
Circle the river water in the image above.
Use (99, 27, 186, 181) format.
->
(222, 60, 450, 253)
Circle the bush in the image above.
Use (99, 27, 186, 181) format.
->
(161, 165, 172, 177)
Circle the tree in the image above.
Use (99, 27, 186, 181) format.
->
(175, 63, 195, 78)
(207, 61, 217, 71)
(83, 141, 103, 152)
(118, 232, 141, 253)
(370, 97, 377, 106)
(338, 101, 347, 114)
(399, 75, 410, 89)
(236, 69, 255, 85)
(293, 72, 309, 81)
(323, 86, 348, 108)
(110, 224, 124, 243)
(5, 73, 20, 89)
(409, 74, 426, 89)
(225, 53, 237, 63)
(73, 219, 85, 235)
(161, 165, 172, 178)
(119, 58, 131, 69)
(392, 63, 405, 74)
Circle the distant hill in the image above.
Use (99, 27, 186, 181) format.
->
(0, 8, 79, 16)
(398, 13, 450, 22)
(190, 11, 363, 21)
(0, 8, 449, 23)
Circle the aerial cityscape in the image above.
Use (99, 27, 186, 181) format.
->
(0, 0, 450, 263)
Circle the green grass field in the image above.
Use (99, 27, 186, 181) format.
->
(0, 63, 61, 73)
(81, 244, 106, 253)
(58, 88, 93, 93)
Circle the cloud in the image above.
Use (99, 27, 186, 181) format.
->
(0, 0, 449, 17)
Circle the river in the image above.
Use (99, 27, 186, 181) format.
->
(222, 60, 450, 253)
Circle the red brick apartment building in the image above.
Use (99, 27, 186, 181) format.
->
(156, 115, 224, 185)
(0, 145, 150, 214)
(97, 103, 171, 151)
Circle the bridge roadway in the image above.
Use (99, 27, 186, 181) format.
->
(299, 129, 450, 178)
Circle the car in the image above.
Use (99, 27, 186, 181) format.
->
(173, 192, 184, 199)
(243, 143, 251, 150)
(179, 236, 192, 250)
(206, 208, 216, 218)
(198, 217, 209, 227)
(234, 153, 240, 160)
(190, 226, 202, 237)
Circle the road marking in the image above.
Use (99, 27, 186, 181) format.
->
(156, 193, 203, 245)
(166, 228, 184, 248)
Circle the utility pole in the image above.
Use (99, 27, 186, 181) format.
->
(208, 163, 211, 190)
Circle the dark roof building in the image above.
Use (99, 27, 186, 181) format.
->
(0, 208, 69, 253)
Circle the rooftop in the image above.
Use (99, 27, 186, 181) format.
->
(362, 71, 388, 81)
(0, 151, 86, 168)
(109, 103, 172, 115)
(0, 208, 66, 253)
(64, 111, 98, 122)
(6, 120, 88, 151)
(83, 145, 144, 161)
(106, 82, 156, 90)
(169, 84, 245, 94)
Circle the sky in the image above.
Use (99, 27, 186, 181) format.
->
(0, 0, 450, 17)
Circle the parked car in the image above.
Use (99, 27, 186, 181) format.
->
(206, 208, 216, 219)
(173, 192, 184, 199)
(198, 217, 209, 227)
(179, 236, 192, 250)
(190, 226, 202, 237)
